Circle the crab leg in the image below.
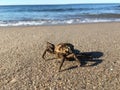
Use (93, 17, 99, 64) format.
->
(42, 49, 47, 60)
(59, 57, 65, 72)
(67, 53, 81, 66)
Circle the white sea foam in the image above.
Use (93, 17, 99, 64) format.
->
(0, 21, 46, 26)
(0, 19, 120, 26)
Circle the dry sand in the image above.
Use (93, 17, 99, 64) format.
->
(0, 23, 120, 90)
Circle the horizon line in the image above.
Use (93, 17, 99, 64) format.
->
(0, 3, 120, 6)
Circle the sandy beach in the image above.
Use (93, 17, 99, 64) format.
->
(0, 22, 120, 90)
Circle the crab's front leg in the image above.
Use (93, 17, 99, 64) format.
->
(42, 49, 47, 60)
(58, 57, 65, 72)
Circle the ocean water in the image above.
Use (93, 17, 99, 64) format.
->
(0, 4, 120, 26)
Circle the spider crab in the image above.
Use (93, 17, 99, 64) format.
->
(42, 42, 91, 72)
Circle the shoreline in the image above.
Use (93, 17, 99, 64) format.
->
(0, 22, 120, 28)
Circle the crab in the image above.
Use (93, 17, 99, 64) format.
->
(42, 42, 92, 72)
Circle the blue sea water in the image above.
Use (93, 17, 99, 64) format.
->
(0, 4, 120, 26)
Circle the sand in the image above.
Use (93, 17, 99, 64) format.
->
(0, 22, 120, 90)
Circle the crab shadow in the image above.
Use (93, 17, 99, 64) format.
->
(64, 50, 104, 71)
